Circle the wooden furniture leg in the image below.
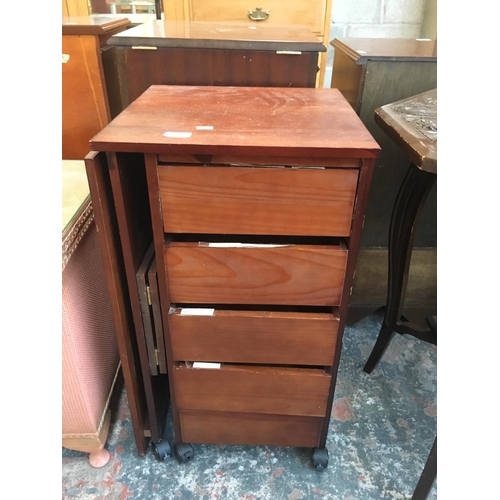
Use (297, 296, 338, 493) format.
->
(364, 162, 436, 374)
(411, 437, 437, 500)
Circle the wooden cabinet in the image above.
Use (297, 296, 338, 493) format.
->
(163, 0, 333, 87)
(86, 85, 379, 466)
(330, 38, 437, 323)
(62, 16, 131, 160)
(108, 19, 325, 108)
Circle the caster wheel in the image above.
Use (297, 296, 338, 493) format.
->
(174, 443, 195, 464)
(153, 440, 171, 461)
(312, 447, 329, 471)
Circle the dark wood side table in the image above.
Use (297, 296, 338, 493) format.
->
(62, 15, 131, 160)
(108, 20, 326, 108)
(86, 85, 379, 465)
(364, 88, 437, 374)
(329, 38, 437, 324)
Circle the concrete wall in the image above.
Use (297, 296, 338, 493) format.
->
(324, 0, 436, 86)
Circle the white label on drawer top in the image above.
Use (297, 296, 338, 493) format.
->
(163, 131, 192, 138)
(180, 308, 215, 316)
(62, 54, 70, 63)
(196, 126, 214, 130)
(192, 362, 221, 369)
(206, 243, 290, 248)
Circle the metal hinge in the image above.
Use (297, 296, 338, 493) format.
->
(146, 286, 152, 306)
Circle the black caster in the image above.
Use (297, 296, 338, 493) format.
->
(174, 443, 195, 464)
(312, 447, 329, 471)
(153, 439, 172, 461)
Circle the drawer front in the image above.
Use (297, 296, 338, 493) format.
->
(180, 410, 322, 447)
(189, 0, 327, 35)
(165, 242, 348, 306)
(169, 308, 339, 365)
(173, 364, 331, 417)
(158, 166, 359, 237)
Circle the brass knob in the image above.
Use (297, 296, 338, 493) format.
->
(248, 7, 270, 21)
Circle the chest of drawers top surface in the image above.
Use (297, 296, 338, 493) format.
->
(331, 38, 437, 64)
(62, 15, 131, 35)
(90, 86, 380, 158)
(108, 19, 325, 52)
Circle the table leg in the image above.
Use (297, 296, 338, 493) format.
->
(411, 437, 437, 500)
(364, 162, 436, 374)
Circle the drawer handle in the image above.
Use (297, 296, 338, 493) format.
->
(248, 7, 270, 21)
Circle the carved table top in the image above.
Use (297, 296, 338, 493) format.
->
(374, 89, 437, 174)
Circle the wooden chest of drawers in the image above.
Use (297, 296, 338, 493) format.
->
(329, 38, 437, 324)
(109, 19, 326, 107)
(87, 85, 379, 467)
(163, 0, 333, 87)
(62, 15, 131, 159)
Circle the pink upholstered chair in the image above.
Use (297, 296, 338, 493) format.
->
(62, 162, 120, 467)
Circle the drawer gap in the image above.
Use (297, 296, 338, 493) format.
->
(170, 303, 338, 315)
(165, 233, 345, 247)
(156, 155, 362, 168)
(178, 361, 329, 374)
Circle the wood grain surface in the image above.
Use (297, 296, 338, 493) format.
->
(173, 364, 331, 416)
(89, 86, 380, 159)
(62, 16, 130, 35)
(158, 165, 358, 236)
(136, 243, 158, 375)
(179, 410, 322, 447)
(187, 0, 327, 34)
(148, 258, 168, 373)
(331, 38, 437, 63)
(63, 34, 110, 159)
(109, 20, 325, 51)
(84, 151, 149, 456)
(122, 48, 318, 103)
(169, 308, 339, 365)
(165, 242, 348, 306)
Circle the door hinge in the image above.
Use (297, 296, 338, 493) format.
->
(146, 285, 152, 306)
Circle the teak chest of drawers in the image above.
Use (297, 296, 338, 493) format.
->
(108, 19, 326, 109)
(62, 15, 131, 160)
(86, 85, 380, 467)
(162, 0, 333, 87)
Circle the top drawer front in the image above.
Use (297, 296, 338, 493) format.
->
(189, 0, 327, 35)
(158, 166, 359, 237)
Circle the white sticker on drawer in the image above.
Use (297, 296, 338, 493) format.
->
(193, 362, 221, 369)
(206, 243, 290, 248)
(196, 126, 214, 130)
(163, 131, 192, 138)
(180, 308, 215, 316)
(62, 54, 70, 63)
